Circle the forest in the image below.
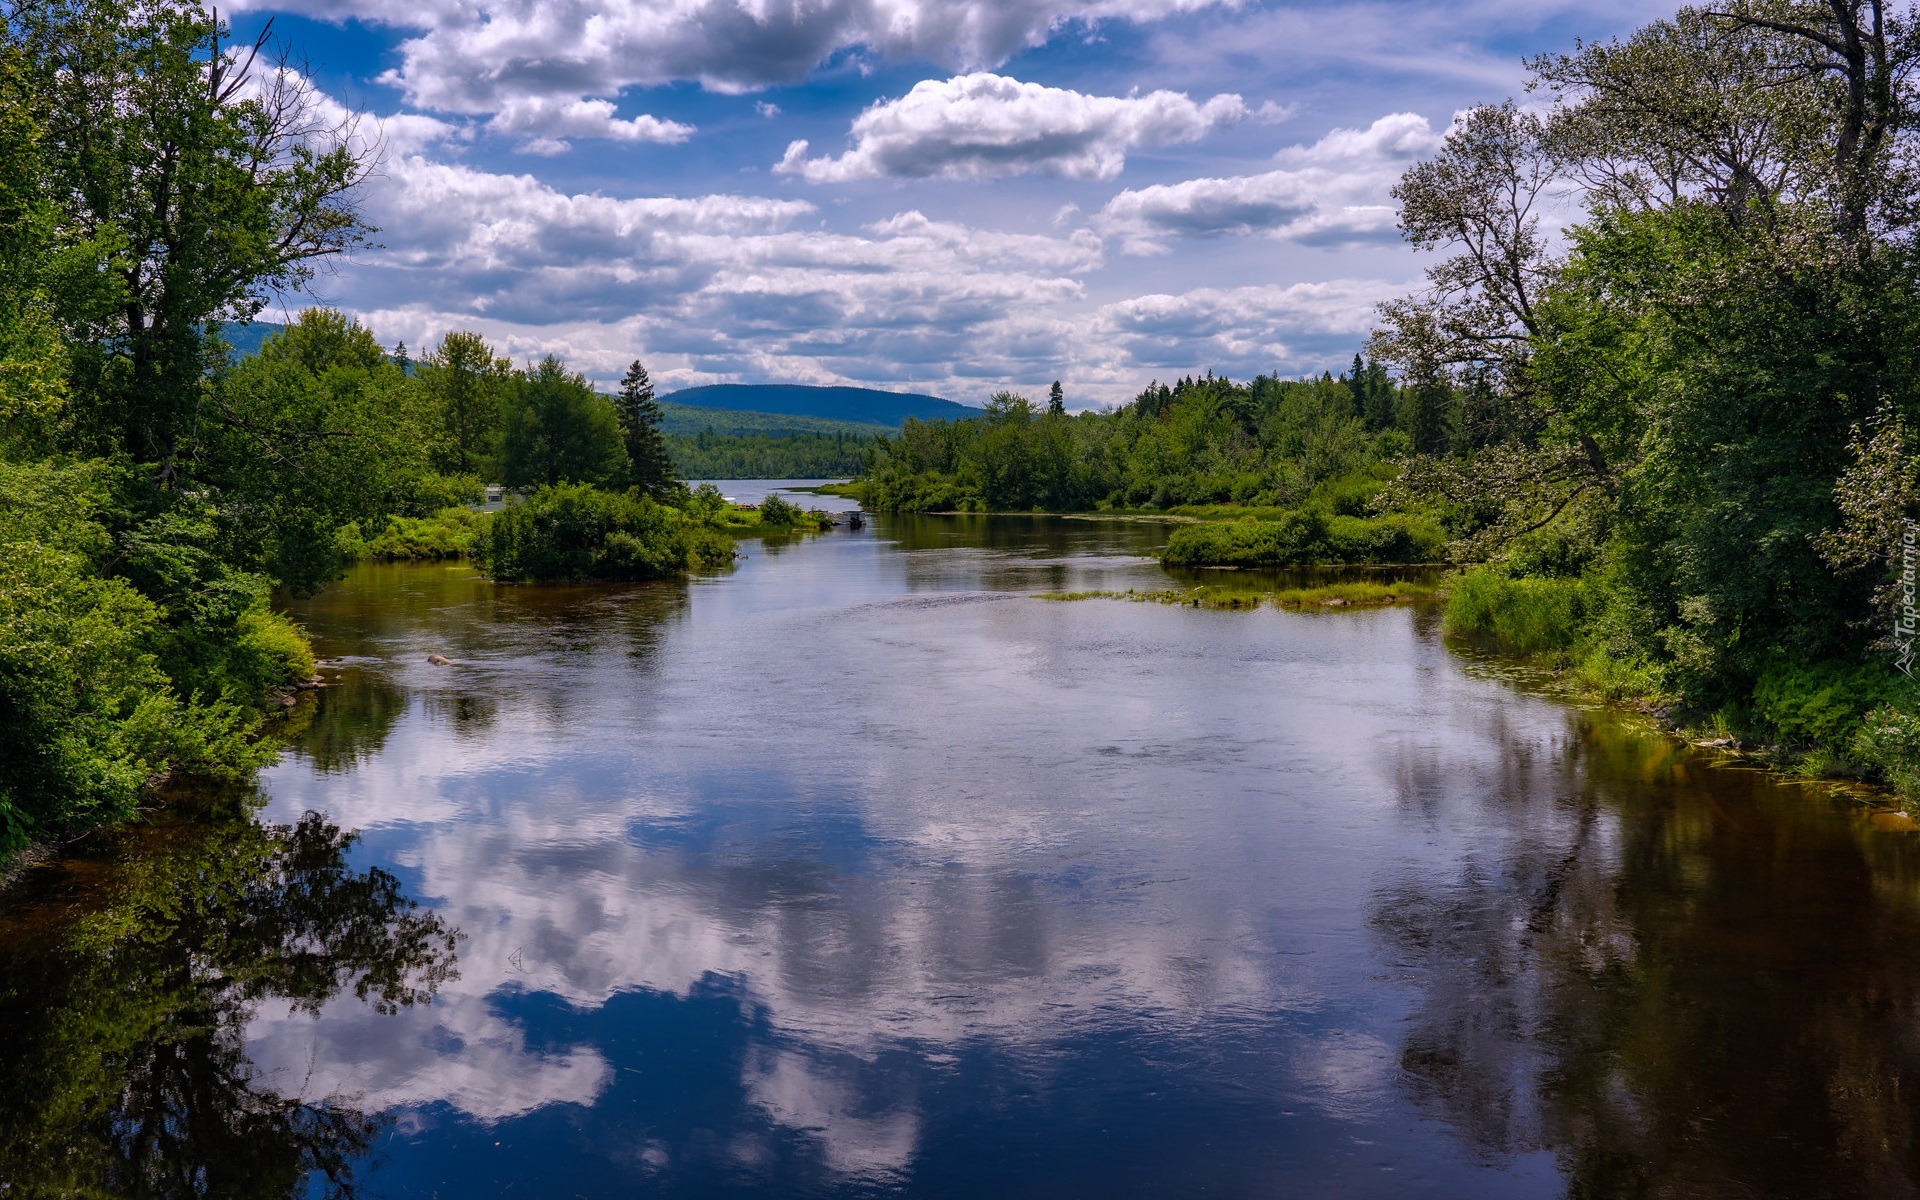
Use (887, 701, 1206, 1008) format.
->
(667, 427, 871, 479)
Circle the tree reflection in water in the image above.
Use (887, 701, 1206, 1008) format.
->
(1376, 709, 1920, 1197)
(0, 796, 460, 1199)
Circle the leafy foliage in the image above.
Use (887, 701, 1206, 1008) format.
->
(0, 461, 282, 856)
(498, 356, 627, 489)
(479, 484, 734, 583)
(862, 374, 1403, 514)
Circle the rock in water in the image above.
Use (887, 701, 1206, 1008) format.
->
(427, 654, 453, 666)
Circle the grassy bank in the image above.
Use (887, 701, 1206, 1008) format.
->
(1037, 579, 1438, 610)
(1443, 567, 1920, 803)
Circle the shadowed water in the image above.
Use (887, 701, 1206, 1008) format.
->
(5, 513, 1920, 1198)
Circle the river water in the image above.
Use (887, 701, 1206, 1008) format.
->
(5, 513, 1920, 1198)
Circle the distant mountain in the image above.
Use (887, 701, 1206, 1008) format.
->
(661, 383, 975, 426)
(218, 321, 286, 359)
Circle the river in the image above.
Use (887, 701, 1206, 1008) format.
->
(3, 511, 1920, 1198)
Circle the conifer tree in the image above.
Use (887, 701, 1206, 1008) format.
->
(615, 359, 677, 497)
(1048, 380, 1065, 417)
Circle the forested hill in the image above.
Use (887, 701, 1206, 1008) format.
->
(663, 384, 974, 425)
(657, 403, 893, 438)
(220, 321, 286, 359)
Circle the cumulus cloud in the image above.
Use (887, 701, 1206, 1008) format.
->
(1093, 112, 1442, 252)
(336, 148, 1395, 398)
(341, 148, 1113, 391)
(1092, 280, 1401, 371)
(232, 0, 1238, 110)
(775, 73, 1248, 182)
(253, 80, 1408, 405)
(486, 96, 694, 154)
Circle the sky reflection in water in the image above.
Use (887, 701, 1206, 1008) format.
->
(12, 515, 1920, 1198)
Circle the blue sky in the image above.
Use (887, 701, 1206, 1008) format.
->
(229, 0, 1670, 404)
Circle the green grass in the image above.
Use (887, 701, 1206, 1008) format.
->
(1442, 569, 1593, 656)
(1160, 508, 1447, 567)
(1035, 580, 1437, 610)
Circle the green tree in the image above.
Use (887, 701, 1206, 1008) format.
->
(498, 355, 625, 488)
(15, 0, 372, 471)
(0, 46, 68, 453)
(614, 359, 678, 497)
(415, 330, 511, 478)
(204, 309, 444, 594)
(1048, 380, 1065, 417)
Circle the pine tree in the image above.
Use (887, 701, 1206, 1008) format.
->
(1048, 380, 1065, 417)
(614, 359, 677, 497)
(1347, 353, 1366, 419)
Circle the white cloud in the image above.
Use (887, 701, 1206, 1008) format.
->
(775, 73, 1249, 182)
(1091, 279, 1404, 372)
(1095, 112, 1443, 252)
(486, 96, 695, 153)
(257, 81, 1410, 403)
(233, 0, 1242, 110)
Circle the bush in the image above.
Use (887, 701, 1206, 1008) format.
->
(0, 514, 273, 857)
(1443, 568, 1595, 656)
(393, 471, 484, 517)
(1853, 707, 1920, 798)
(1750, 658, 1912, 748)
(1160, 507, 1446, 567)
(479, 483, 734, 582)
(758, 493, 803, 526)
(349, 506, 490, 561)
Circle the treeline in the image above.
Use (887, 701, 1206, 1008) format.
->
(669, 428, 871, 479)
(858, 368, 1452, 564)
(863, 369, 1412, 513)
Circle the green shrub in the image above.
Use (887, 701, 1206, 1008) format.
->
(1443, 569, 1594, 656)
(1750, 658, 1912, 747)
(0, 537, 271, 857)
(358, 506, 490, 560)
(1161, 509, 1328, 567)
(1325, 512, 1448, 562)
(1160, 507, 1445, 567)
(393, 471, 485, 517)
(231, 605, 318, 690)
(479, 483, 734, 582)
(758, 493, 803, 526)
(1853, 707, 1920, 798)
(1310, 470, 1394, 516)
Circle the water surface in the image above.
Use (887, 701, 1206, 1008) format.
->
(5, 514, 1920, 1198)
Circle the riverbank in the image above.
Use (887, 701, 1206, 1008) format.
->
(1036, 578, 1439, 610)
